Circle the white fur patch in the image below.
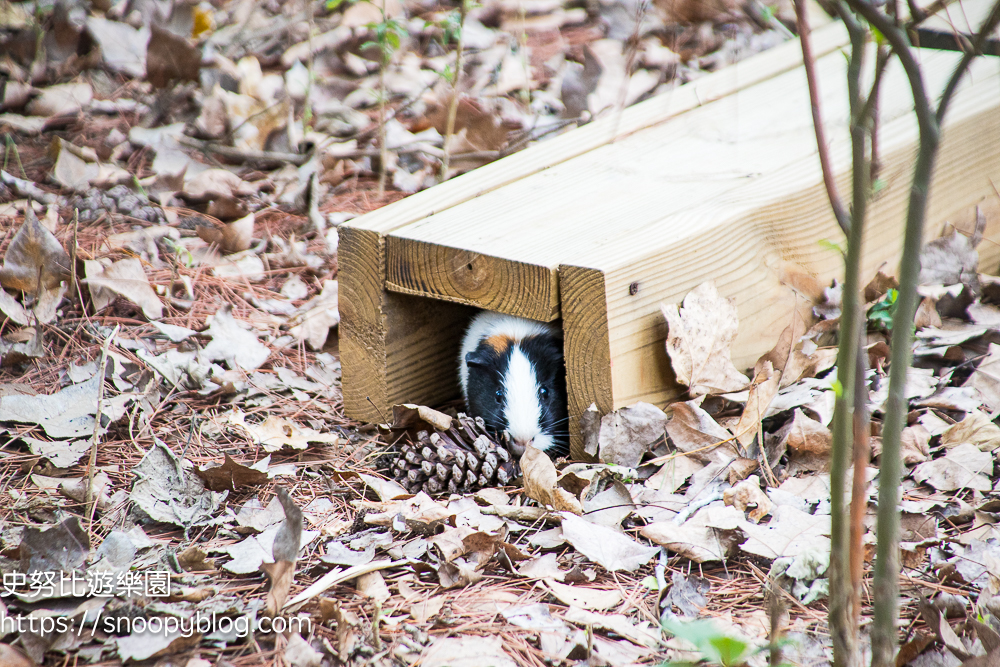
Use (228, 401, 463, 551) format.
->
(459, 311, 554, 401)
(502, 347, 543, 447)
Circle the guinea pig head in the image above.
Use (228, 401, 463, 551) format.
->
(465, 334, 568, 457)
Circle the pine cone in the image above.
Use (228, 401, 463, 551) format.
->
(389, 413, 518, 496)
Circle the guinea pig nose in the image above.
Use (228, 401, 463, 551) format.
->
(510, 438, 531, 457)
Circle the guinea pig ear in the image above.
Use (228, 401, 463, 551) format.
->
(465, 350, 491, 368)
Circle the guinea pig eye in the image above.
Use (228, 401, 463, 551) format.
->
(539, 387, 549, 400)
(494, 389, 503, 403)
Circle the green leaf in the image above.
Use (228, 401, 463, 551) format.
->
(707, 635, 753, 667)
(831, 378, 843, 398)
(867, 288, 899, 333)
(817, 238, 845, 255)
(641, 575, 659, 590)
(387, 30, 400, 49)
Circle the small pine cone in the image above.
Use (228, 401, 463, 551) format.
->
(389, 409, 521, 496)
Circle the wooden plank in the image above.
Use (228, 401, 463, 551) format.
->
(340, 226, 476, 421)
(385, 239, 559, 321)
(560, 266, 614, 459)
(339, 18, 851, 423)
(342, 20, 850, 241)
(338, 226, 389, 421)
(588, 51, 1000, 410)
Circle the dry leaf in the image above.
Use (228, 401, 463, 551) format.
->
(723, 475, 773, 523)
(641, 505, 744, 562)
(542, 579, 622, 610)
(202, 304, 270, 370)
(912, 444, 993, 491)
(522, 446, 583, 514)
(665, 400, 734, 456)
(195, 212, 255, 255)
(146, 24, 202, 88)
(779, 409, 832, 474)
(287, 280, 339, 350)
(410, 595, 446, 622)
(0, 205, 71, 293)
(595, 402, 668, 467)
(420, 636, 517, 667)
(560, 513, 659, 572)
(84, 257, 164, 320)
(645, 455, 704, 493)
(899, 425, 931, 465)
(733, 361, 779, 448)
(941, 411, 1000, 452)
(662, 282, 750, 396)
(229, 412, 342, 452)
(967, 344, 1000, 413)
(356, 571, 391, 604)
(740, 505, 831, 560)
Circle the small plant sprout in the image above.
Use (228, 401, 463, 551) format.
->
(439, 0, 470, 179)
(362, 6, 408, 195)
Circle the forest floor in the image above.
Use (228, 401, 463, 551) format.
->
(1, 0, 998, 666)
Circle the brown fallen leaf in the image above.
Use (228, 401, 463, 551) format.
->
(0, 205, 71, 293)
(966, 343, 1000, 412)
(641, 505, 744, 563)
(561, 513, 659, 572)
(662, 282, 750, 396)
(355, 570, 391, 604)
(595, 402, 669, 467)
(733, 361, 779, 449)
(263, 487, 303, 616)
(84, 257, 164, 320)
(898, 424, 931, 465)
(723, 474, 772, 523)
(664, 400, 735, 457)
(912, 444, 993, 491)
(941, 411, 1000, 452)
(195, 212, 255, 255)
(146, 24, 202, 89)
(542, 578, 623, 610)
(288, 280, 340, 350)
(0, 642, 36, 667)
(521, 446, 583, 515)
(420, 636, 518, 667)
(410, 595, 446, 622)
(195, 454, 270, 492)
(779, 409, 833, 474)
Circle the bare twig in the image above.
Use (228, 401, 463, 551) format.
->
(87, 323, 120, 530)
(441, 0, 468, 179)
(794, 0, 850, 235)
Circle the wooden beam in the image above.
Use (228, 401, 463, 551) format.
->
(385, 238, 559, 321)
(339, 226, 476, 421)
(560, 266, 614, 459)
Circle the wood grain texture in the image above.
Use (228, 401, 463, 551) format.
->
(343, 21, 850, 239)
(338, 226, 389, 421)
(386, 238, 559, 321)
(560, 266, 614, 459)
(383, 293, 476, 407)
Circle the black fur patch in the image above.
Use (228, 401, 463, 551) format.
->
(464, 333, 568, 456)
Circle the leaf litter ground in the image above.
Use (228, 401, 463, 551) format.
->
(1, 0, 998, 665)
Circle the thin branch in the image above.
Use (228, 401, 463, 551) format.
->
(935, 0, 1000, 123)
(794, 0, 851, 235)
(441, 0, 468, 179)
(824, 5, 868, 666)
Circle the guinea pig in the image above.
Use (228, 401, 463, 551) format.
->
(459, 311, 569, 457)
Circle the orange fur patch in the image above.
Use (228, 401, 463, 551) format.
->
(484, 334, 514, 353)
